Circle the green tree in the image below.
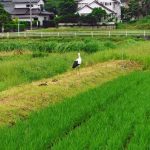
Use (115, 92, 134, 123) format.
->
(54, 0, 78, 24)
(128, 0, 142, 19)
(91, 8, 107, 22)
(121, 7, 131, 22)
(79, 8, 107, 25)
(45, 2, 58, 14)
(79, 14, 97, 25)
(0, 3, 11, 26)
(58, 0, 77, 15)
(141, 0, 150, 16)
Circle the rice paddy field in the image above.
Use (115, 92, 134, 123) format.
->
(0, 36, 150, 149)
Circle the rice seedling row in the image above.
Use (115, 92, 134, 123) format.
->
(0, 71, 149, 149)
(52, 72, 150, 150)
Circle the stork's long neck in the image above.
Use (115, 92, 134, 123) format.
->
(78, 54, 81, 59)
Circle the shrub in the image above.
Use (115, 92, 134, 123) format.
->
(4, 24, 26, 32)
(83, 41, 99, 53)
(64, 41, 85, 52)
(104, 41, 116, 49)
(43, 20, 56, 28)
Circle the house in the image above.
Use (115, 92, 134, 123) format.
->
(0, 0, 54, 26)
(76, 0, 121, 22)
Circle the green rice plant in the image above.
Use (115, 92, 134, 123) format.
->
(52, 72, 150, 150)
(0, 71, 149, 149)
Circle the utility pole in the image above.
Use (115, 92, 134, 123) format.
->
(2, 25, 4, 33)
(29, 0, 32, 30)
(18, 20, 20, 36)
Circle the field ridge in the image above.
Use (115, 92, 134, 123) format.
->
(0, 60, 140, 126)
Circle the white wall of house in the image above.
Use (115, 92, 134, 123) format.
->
(15, 3, 39, 9)
(37, 0, 44, 6)
(89, 2, 112, 14)
(78, 6, 93, 15)
(18, 18, 31, 22)
(77, 0, 121, 21)
(78, 0, 93, 8)
(16, 16, 46, 26)
(14, 0, 44, 9)
(38, 16, 45, 26)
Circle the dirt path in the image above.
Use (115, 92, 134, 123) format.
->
(0, 50, 31, 57)
(0, 60, 141, 126)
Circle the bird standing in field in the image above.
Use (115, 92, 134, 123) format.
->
(72, 53, 82, 74)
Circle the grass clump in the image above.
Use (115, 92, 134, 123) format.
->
(32, 52, 49, 58)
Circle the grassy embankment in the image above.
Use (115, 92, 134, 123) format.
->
(117, 16, 150, 30)
(0, 71, 149, 149)
(0, 60, 140, 126)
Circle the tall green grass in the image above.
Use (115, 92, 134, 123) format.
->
(0, 71, 149, 149)
(0, 37, 137, 53)
(0, 53, 73, 91)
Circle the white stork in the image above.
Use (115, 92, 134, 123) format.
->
(72, 53, 82, 69)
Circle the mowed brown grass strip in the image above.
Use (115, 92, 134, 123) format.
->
(0, 60, 141, 126)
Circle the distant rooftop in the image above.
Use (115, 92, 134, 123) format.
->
(0, 0, 53, 16)
(12, 0, 40, 3)
(0, 0, 41, 3)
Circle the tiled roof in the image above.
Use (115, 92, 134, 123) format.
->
(11, 8, 53, 15)
(12, 0, 40, 3)
(0, 0, 53, 16)
(77, 0, 121, 3)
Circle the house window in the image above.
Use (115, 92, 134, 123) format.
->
(113, 3, 115, 9)
(34, 18, 38, 21)
(40, 4, 44, 11)
(105, 2, 112, 6)
(26, 4, 33, 8)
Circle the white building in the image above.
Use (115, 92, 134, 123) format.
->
(0, 0, 54, 26)
(76, 0, 121, 22)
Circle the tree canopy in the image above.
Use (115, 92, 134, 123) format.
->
(91, 8, 107, 22)
(121, 0, 150, 21)
(45, 0, 77, 15)
(58, 0, 77, 15)
(0, 3, 11, 26)
(79, 8, 107, 25)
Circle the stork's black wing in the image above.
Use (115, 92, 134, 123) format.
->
(72, 61, 79, 68)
